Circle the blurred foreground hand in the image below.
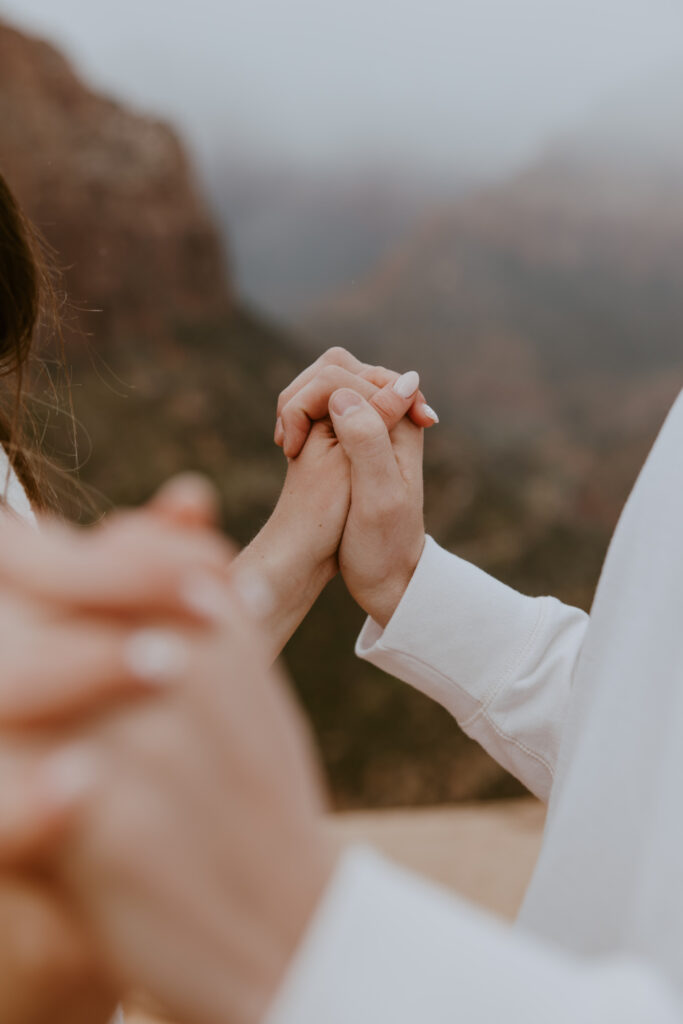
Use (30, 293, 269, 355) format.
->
(0, 482, 336, 1024)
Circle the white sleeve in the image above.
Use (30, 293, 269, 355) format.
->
(356, 537, 588, 801)
(0, 448, 35, 525)
(265, 846, 682, 1024)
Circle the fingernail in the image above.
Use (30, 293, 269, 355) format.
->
(422, 403, 439, 424)
(124, 629, 189, 685)
(231, 567, 276, 620)
(330, 389, 363, 416)
(274, 418, 285, 446)
(180, 573, 227, 622)
(44, 750, 93, 807)
(393, 370, 420, 399)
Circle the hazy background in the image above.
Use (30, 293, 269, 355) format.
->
(5, 0, 683, 171)
(4, 0, 683, 313)
(1, 2, 683, 807)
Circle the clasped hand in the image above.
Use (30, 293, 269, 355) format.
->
(0, 349, 432, 1024)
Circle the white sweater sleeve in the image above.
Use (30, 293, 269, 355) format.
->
(0, 448, 35, 525)
(356, 537, 588, 801)
(265, 846, 682, 1024)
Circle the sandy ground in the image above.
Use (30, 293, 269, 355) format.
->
(126, 798, 545, 1022)
(327, 797, 545, 919)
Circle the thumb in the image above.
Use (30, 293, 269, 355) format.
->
(329, 389, 402, 496)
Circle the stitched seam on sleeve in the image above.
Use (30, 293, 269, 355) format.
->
(483, 708, 554, 781)
(373, 598, 549, 723)
(460, 598, 549, 728)
(376, 598, 555, 797)
(372, 644, 486, 711)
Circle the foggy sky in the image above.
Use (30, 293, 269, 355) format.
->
(2, 0, 683, 177)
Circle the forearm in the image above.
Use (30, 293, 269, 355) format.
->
(233, 514, 336, 662)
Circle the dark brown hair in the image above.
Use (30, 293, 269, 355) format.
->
(0, 171, 55, 510)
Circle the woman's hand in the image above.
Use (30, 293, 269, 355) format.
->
(233, 418, 350, 661)
(0, 492, 229, 1024)
(234, 354, 433, 657)
(0, 876, 117, 1024)
(273, 347, 429, 626)
(0, 553, 156, 1024)
(329, 390, 426, 626)
(275, 346, 438, 458)
(0, 582, 336, 1024)
(0, 508, 334, 1023)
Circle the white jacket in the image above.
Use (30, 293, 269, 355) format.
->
(267, 389, 683, 1022)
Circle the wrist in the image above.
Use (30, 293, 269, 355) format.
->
(233, 513, 337, 659)
(353, 533, 426, 629)
(247, 510, 337, 600)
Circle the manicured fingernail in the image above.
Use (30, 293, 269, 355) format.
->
(180, 573, 227, 622)
(274, 418, 285, 446)
(124, 629, 188, 685)
(330, 389, 363, 416)
(232, 567, 276, 620)
(393, 370, 420, 399)
(44, 750, 93, 806)
(422, 403, 439, 424)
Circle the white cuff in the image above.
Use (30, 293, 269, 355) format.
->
(355, 537, 589, 801)
(355, 535, 543, 722)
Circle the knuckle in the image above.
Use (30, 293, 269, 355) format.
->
(309, 420, 332, 440)
(376, 489, 407, 522)
(370, 498, 398, 524)
(276, 389, 290, 414)
(371, 391, 399, 419)
(102, 514, 155, 555)
(281, 405, 306, 433)
(319, 363, 343, 387)
(322, 345, 349, 364)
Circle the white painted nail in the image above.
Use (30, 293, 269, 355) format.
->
(44, 749, 93, 807)
(180, 573, 227, 622)
(393, 370, 420, 399)
(124, 629, 188, 685)
(422, 404, 439, 424)
(232, 567, 276, 620)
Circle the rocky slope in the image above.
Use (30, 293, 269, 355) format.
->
(0, 19, 514, 809)
(0, 21, 230, 344)
(0, 19, 299, 524)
